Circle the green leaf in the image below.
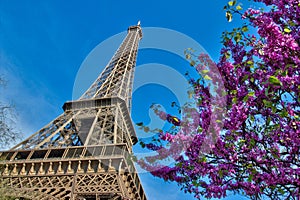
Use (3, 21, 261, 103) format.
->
(242, 74, 249, 82)
(264, 87, 269, 96)
(241, 139, 246, 143)
(236, 5, 243, 10)
(271, 105, 277, 113)
(190, 60, 196, 66)
(204, 75, 212, 80)
(246, 163, 253, 168)
(278, 188, 285, 195)
(192, 180, 199, 186)
(222, 90, 227, 97)
(263, 99, 272, 108)
(248, 91, 255, 96)
(268, 76, 282, 86)
(246, 60, 253, 65)
(247, 173, 253, 182)
(234, 33, 241, 42)
(250, 138, 256, 147)
(176, 162, 183, 167)
(284, 28, 292, 33)
(218, 170, 224, 178)
(130, 155, 137, 162)
(242, 26, 248, 32)
(226, 11, 233, 22)
(136, 122, 143, 126)
(144, 126, 150, 133)
(279, 110, 288, 117)
(272, 152, 280, 159)
(201, 69, 209, 74)
(225, 51, 231, 59)
(232, 97, 237, 104)
(288, 20, 296, 27)
(228, 1, 235, 6)
(243, 95, 249, 102)
(140, 141, 145, 148)
(200, 156, 207, 162)
(185, 54, 191, 60)
(282, 70, 288, 76)
(266, 117, 271, 125)
(188, 90, 193, 99)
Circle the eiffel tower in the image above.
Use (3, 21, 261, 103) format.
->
(0, 22, 147, 200)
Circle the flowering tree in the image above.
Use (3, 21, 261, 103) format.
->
(137, 0, 300, 199)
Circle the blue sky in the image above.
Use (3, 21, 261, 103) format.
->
(0, 0, 263, 199)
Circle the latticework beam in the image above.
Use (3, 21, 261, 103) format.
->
(0, 22, 146, 200)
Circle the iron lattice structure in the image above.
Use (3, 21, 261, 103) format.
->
(0, 22, 147, 200)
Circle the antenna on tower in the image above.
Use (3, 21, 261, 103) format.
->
(137, 20, 141, 26)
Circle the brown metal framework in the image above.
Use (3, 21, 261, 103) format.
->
(0, 22, 147, 200)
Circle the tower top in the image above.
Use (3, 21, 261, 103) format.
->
(128, 21, 143, 39)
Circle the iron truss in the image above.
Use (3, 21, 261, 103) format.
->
(0, 22, 147, 200)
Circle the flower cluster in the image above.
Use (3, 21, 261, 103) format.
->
(138, 0, 300, 199)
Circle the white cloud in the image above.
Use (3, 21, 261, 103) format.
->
(0, 50, 62, 148)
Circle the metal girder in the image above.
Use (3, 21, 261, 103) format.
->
(0, 153, 146, 199)
(0, 22, 146, 200)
